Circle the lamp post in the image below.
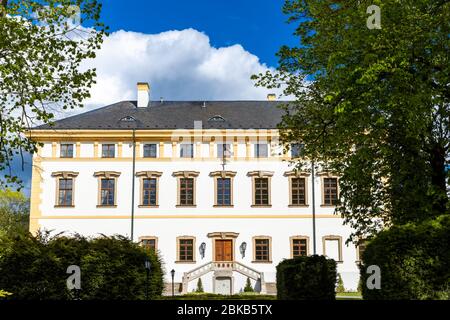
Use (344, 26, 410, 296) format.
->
(311, 160, 317, 254)
(144, 258, 151, 300)
(199, 242, 206, 259)
(240, 242, 247, 258)
(170, 269, 175, 297)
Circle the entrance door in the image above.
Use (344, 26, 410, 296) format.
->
(215, 277, 232, 295)
(215, 240, 233, 261)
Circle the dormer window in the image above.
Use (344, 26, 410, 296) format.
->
(120, 116, 136, 122)
(208, 115, 225, 122)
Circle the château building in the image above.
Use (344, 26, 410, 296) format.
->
(28, 83, 360, 294)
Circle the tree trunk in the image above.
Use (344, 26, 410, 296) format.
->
(430, 143, 449, 215)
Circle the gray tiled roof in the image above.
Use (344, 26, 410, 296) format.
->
(35, 101, 290, 130)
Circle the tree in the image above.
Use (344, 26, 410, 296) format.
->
(0, 0, 107, 188)
(336, 274, 345, 294)
(195, 278, 204, 293)
(253, 0, 449, 243)
(243, 277, 254, 293)
(0, 188, 29, 235)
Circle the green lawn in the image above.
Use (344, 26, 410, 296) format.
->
(160, 293, 276, 300)
(160, 292, 362, 300)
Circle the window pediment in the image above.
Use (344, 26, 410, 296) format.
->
(284, 170, 310, 177)
(51, 171, 79, 178)
(247, 170, 274, 178)
(209, 171, 237, 178)
(94, 171, 121, 178)
(136, 171, 162, 178)
(172, 171, 200, 178)
(207, 232, 239, 239)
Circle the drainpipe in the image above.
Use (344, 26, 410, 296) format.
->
(131, 129, 136, 242)
(311, 160, 317, 255)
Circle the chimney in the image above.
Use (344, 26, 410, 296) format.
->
(137, 82, 150, 107)
(267, 93, 276, 101)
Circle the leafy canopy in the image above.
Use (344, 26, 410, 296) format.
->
(253, 0, 450, 243)
(0, 0, 107, 188)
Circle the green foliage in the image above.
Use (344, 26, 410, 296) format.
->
(195, 278, 204, 293)
(0, 289, 13, 298)
(253, 0, 450, 243)
(0, 0, 108, 188)
(243, 277, 254, 293)
(361, 215, 450, 300)
(0, 232, 164, 300)
(276, 255, 337, 300)
(0, 189, 29, 236)
(336, 274, 345, 293)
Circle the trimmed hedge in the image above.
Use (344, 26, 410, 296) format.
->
(276, 255, 337, 300)
(361, 215, 450, 300)
(0, 232, 164, 300)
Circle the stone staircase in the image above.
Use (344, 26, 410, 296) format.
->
(182, 261, 266, 294)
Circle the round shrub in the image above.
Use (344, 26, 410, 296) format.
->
(276, 255, 337, 300)
(360, 215, 450, 300)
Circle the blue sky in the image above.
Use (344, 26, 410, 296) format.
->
(99, 0, 297, 68)
(7, 0, 299, 196)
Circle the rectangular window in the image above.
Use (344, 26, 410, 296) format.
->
(290, 143, 303, 158)
(217, 178, 231, 206)
(254, 144, 268, 158)
(179, 178, 194, 205)
(180, 144, 194, 158)
(357, 242, 366, 262)
(60, 144, 73, 158)
(179, 238, 194, 261)
(217, 144, 231, 158)
(291, 178, 306, 205)
(102, 144, 115, 158)
(254, 178, 269, 205)
(254, 238, 270, 262)
(141, 238, 156, 252)
(143, 144, 157, 158)
(100, 178, 115, 205)
(323, 178, 338, 205)
(142, 178, 157, 206)
(292, 238, 308, 257)
(324, 239, 340, 261)
(58, 178, 73, 206)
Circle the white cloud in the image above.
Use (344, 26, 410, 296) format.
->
(77, 28, 284, 112)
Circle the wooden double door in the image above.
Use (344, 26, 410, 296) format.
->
(215, 240, 233, 261)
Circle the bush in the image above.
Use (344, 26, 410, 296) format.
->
(0, 232, 164, 300)
(244, 277, 254, 292)
(361, 215, 450, 300)
(276, 255, 337, 300)
(195, 278, 204, 293)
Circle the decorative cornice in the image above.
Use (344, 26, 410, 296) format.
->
(247, 170, 274, 178)
(93, 171, 121, 178)
(136, 171, 163, 178)
(316, 171, 339, 177)
(209, 171, 237, 178)
(283, 170, 310, 177)
(51, 171, 79, 178)
(207, 232, 239, 239)
(172, 171, 200, 178)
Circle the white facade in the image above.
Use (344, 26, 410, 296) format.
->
(30, 130, 361, 294)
